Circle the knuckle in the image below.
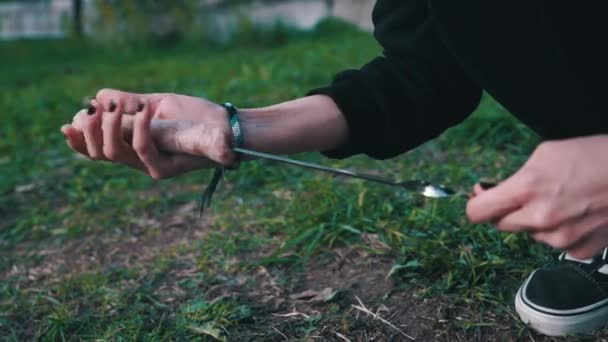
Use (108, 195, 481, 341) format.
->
(532, 204, 560, 228)
(96, 88, 114, 101)
(103, 146, 119, 161)
(89, 152, 103, 161)
(159, 95, 179, 108)
(72, 112, 87, 130)
(155, 102, 169, 119)
(514, 171, 539, 200)
(549, 232, 574, 250)
(533, 141, 557, 157)
(158, 97, 173, 108)
(519, 171, 539, 190)
(124, 97, 140, 114)
(535, 141, 550, 154)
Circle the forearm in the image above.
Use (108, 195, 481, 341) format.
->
(239, 95, 349, 155)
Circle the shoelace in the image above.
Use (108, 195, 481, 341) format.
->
(199, 166, 224, 217)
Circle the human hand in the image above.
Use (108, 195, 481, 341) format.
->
(61, 93, 235, 179)
(63, 88, 234, 161)
(467, 135, 608, 259)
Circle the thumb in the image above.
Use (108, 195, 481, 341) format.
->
(148, 119, 188, 155)
(150, 120, 235, 166)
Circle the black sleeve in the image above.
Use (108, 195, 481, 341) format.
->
(308, 0, 482, 159)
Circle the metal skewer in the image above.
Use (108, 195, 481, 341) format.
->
(233, 147, 461, 198)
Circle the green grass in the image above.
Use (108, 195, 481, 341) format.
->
(0, 19, 567, 340)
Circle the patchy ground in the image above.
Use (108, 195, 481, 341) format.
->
(3, 22, 608, 341)
(4, 191, 608, 341)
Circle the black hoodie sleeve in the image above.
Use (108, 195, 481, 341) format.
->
(309, 0, 482, 159)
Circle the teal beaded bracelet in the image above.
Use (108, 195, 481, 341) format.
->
(223, 102, 244, 148)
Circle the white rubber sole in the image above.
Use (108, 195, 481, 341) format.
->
(515, 286, 608, 336)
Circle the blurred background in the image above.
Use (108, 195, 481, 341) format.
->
(0, 0, 373, 43)
(0, 1, 552, 341)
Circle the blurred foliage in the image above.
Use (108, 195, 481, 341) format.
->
(93, 0, 202, 44)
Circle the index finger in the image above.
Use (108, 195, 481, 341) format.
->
(466, 172, 533, 223)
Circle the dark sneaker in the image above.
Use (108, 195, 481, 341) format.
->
(515, 249, 608, 336)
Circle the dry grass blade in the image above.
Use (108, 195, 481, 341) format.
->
(351, 295, 416, 340)
(334, 331, 353, 342)
(272, 307, 311, 320)
(272, 326, 289, 341)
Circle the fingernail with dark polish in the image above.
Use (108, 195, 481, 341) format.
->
(87, 103, 97, 115)
(109, 100, 117, 112)
(137, 101, 145, 112)
(480, 181, 497, 190)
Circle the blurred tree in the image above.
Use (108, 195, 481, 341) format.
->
(93, 0, 201, 44)
(325, 0, 334, 13)
(73, 0, 82, 36)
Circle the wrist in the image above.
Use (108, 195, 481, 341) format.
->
(239, 95, 348, 155)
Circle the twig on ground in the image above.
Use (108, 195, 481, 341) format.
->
(272, 307, 311, 320)
(351, 295, 416, 340)
(272, 326, 288, 341)
(334, 331, 353, 342)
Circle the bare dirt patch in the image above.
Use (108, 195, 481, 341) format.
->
(228, 246, 599, 341)
(2, 200, 210, 286)
(227, 247, 450, 340)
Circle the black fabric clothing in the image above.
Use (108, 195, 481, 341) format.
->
(309, 0, 606, 159)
